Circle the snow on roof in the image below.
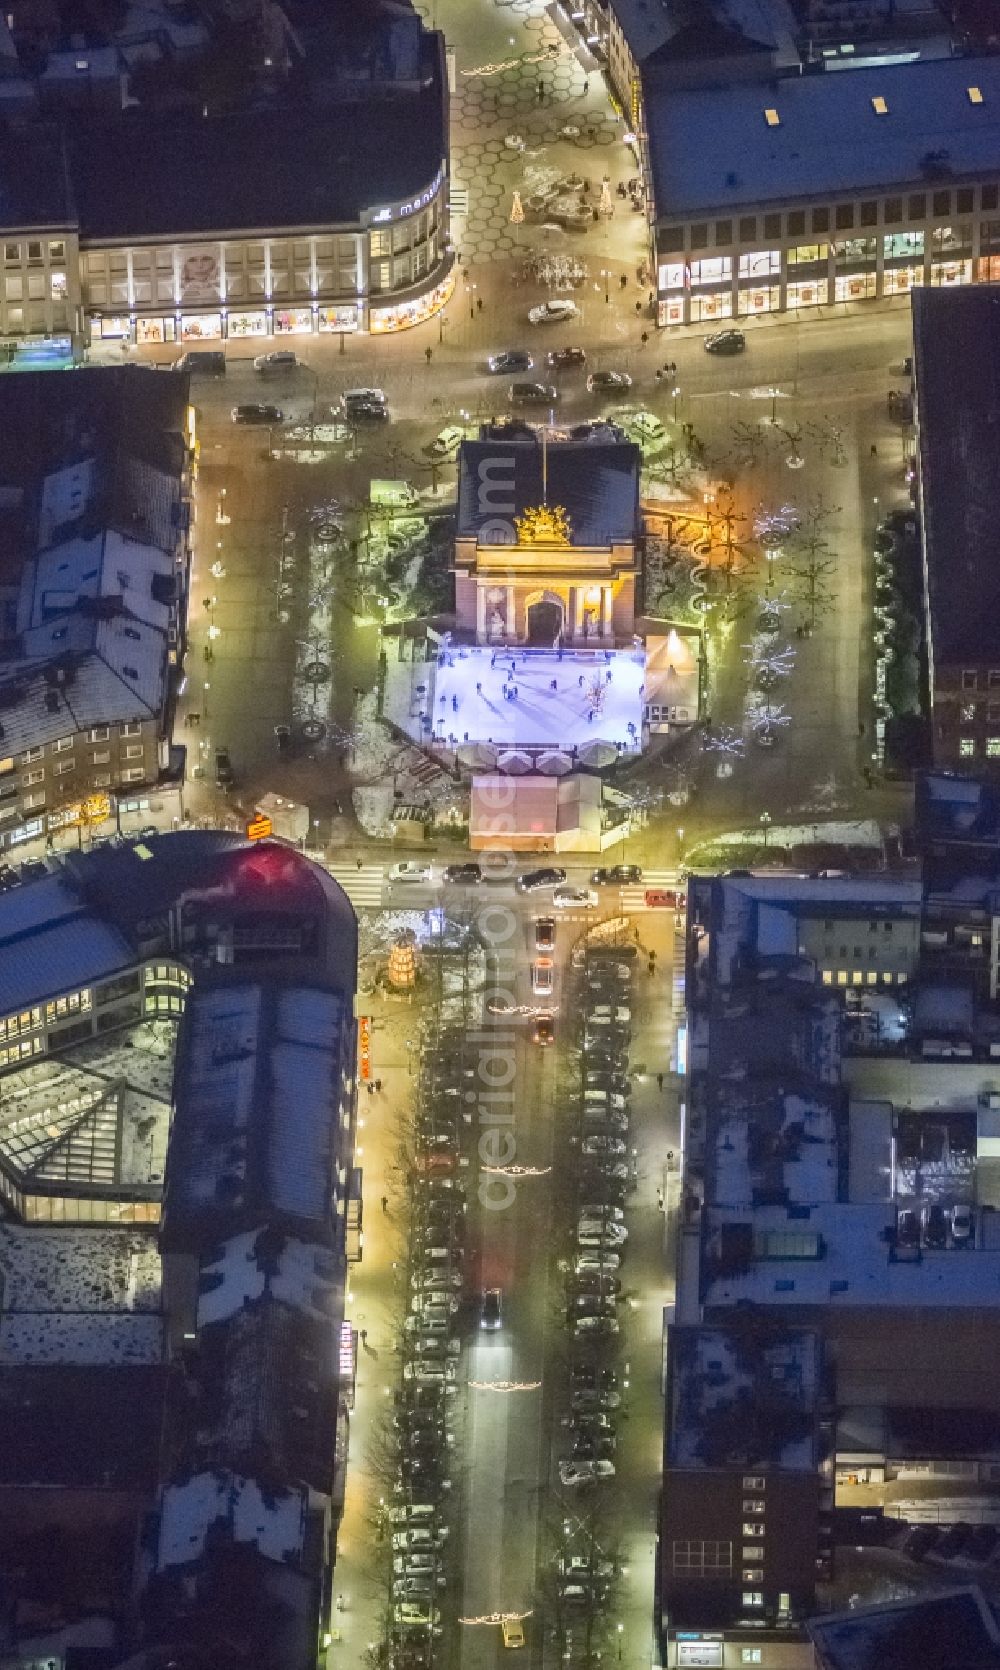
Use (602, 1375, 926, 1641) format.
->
(0, 1226, 160, 1312)
(669, 1324, 820, 1470)
(156, 1471, 307, 1570)
(0, 1311, 162, 1364)
(704, 1200, 1000, 1308)
(647, 55, 1000, 220)
(197, 1229, 339, 1329)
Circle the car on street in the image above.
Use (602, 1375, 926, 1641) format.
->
(488, 350, 533, 374)
(426, 425, 466, 458)
(510, 382, 558, 406)
(517, 867, 566, 893)
(340, 387, 389, 421)
(591, 864, 643, 886)
(704, 328, 746, 355)
(587, 370, 633, 394)
(483, 418, 536, 442)
(253, 350, 298, 373)
(443, 862, 482, 885)
(951, 1202, 974, 1242)
(571, 420, 627, 442)
(231, 403, 283, 424)
(215, 747, 234, 787)
(547, 346, 587, 369)
(534, 916, 556, 950)
(529, 299, 579, 325)
(533, 1015, 554, 1047)
(922, 1201, 948, 1248)
(502, 1618, 526, 1649)
(389, 861, 433, 883)
(559, 1459, 615, 1484)
(553, 885, 598, 909)
(560, 1555, 614, 1579)
(480, 1288, 503, 1331)
(531, 958, 554, 996)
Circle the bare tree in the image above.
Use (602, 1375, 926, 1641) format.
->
(781, 495, 840, 630)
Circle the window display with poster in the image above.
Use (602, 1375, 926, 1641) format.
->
(369, 268, 454, 334)
(137, 317, 176, 344)
(181, 314, 222, 340)
(93, 316, 131, 339)
(227, 310, 267, 337)
(318, 305, 359, 333)
(274, 308, 313, 335)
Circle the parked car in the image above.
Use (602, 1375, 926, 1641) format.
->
(951, 1202, 974, 1243)
(704, 328, 746, 355)
(559, 1459, 615, 1484)
(587, 370, 632, 393)
(922, 1201, 948, 1248)
(427, 425, 466, 458)
(177, 349, 225, 375)
(510, 381, 558, 406)
(531, 958, 554, 996)
(517, 867, 566, 893)
(488, 350, 533, 374)
(547, 346, 587, 369)
(389, 861, 433, 883)
(529, 299, 579, 324)
(253, 350, 297, 373)
(896, 1207, 920, 1248)
(231, 403, 283, 424)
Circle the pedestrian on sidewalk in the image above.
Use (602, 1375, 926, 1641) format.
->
(375, 1078, 382, 1092)
(425, 346, 432, 364)
(356, 856, 363, 871)
(870, 442, 878, 457)
(657, 1189, 664, 1211)
(381, 1195, 389, 1213)
(360, 1329, 367, 1347)
(656, 1072, 664, 1091)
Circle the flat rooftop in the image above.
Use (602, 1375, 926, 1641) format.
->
(647, 54, 1000, 218)
(668, 1323, 820, 1470)
(914, 285, 1000, 667)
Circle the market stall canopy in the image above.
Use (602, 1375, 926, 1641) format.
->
(497, 750, 534, 774)
(537, 751, 574, 776)
(578, 739, 618, 768)
(457, 741, 498, 769)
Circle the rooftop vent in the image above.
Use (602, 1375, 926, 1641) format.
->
(871, 95, 888, 115)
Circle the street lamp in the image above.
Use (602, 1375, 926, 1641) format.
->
(438, 311, 449, 345)
(617, 1623, 624, 1662)
(672, 384, 680, 423)
(760, 810, 772, 849)
(676, 825, 685, 860)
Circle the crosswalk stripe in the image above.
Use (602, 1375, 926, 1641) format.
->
(449, 186, 470, 217)
(324, 864, 386, 909)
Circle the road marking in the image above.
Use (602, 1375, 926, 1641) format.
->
(449, 186, 470, 218)
(324, 862, 386, 909)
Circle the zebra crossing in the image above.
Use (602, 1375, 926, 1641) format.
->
(325, 862, 386, 910)
(448, 185, 470, 218)
(619, 869, 684, 913)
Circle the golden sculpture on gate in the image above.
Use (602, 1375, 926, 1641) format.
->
(514, 504, 572, 546)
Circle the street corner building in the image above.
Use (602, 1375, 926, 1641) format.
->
(0, 0, 451, 359)
(912, 284, 1000, 777)
(663, 859, 1000, 1665)
(0, 365, 193, 850)
(0, 831, 360, 1670)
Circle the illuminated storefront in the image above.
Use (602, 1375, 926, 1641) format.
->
(369, 265, 455, 334)
(226, 309, 267, 338)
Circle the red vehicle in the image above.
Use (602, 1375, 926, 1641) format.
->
(645, 888, 686, 910)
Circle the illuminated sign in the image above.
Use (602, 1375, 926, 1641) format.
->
(358, 1015, 372, 1081)
(339, 1320, 356, 1406)
(246, 815, 273, 841)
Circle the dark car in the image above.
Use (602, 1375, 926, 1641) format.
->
(480, 1288, 502, 1331)
(571, 420, 627, 442)
(591, 865, 643, 886)
(535, 917, 556, 950)
(481, 418, 537, 442)
(901, 1524, 939, 1561)
(215, 747, 235, 787)
(534, 1015, 554, 1047)
(922, 1201, 948, 1248)
(510, 382, 558, 406)
(517, 867, 567, 893)
(488, 350, 533, 375)
(704, 328, 746, 355)
(231, 403, 283, 424)
(443, 863, 482, 885)
(547, 347, 587, 369)
(586, 370, 632, 393)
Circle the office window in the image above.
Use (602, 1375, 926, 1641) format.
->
(22, 791, 44, 810)
(742, 1591, 764, 1608)
(742, 1476, 766, 1490)
(87, 726, 109, 742)
(963, 670, 979, 688)
(835, 203, 855, 229)
(908, 192, 927, 219)
(715, 219, 733, 245)
(811, 207, 830, 233)
(672, 1541, 732, 1573)
(788, 243, 829, 266)
(961, 739, 976, 757)
(987, 738, 1000, 757)
(739, 215, 757, 241)
(52, 736, 73, 753)
(26, 241, 41, 261)
(983, 184, 999, 211)
(124, 744, 144, 760)
(962, 704, 976, 722)
(53, 759, 74, 777)
(822, 969, 833, 984)
(837, 971, 848, 985)
(741, 1654, 763, 1666)
(3, 242, 18, 263)
(690, 222, 708, 250)
(743, 1499, 766, 1514)
(22, 769, 43, 786)
(860, 200, 879, 226)
(957, 187, 974, 214)
(93, 773, 111, 788)
(763, 212, 781, 239)
(743, 1568, 763, 1582)
(787, 210, 805, 236)
(742, 1522, 764, 1538)
(661, 226, 684, 253)
(989, 670, 1000, 686)
(932, 189, 952, 216)
(92, 750, 111, 765)
(21, 746, 42, 763)
(884, 197, 902, 223)
(121, 767, 145, 783)
(121, 722, 143, 737)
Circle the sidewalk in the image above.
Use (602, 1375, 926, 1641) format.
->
(326, 1005, 417, 1667)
